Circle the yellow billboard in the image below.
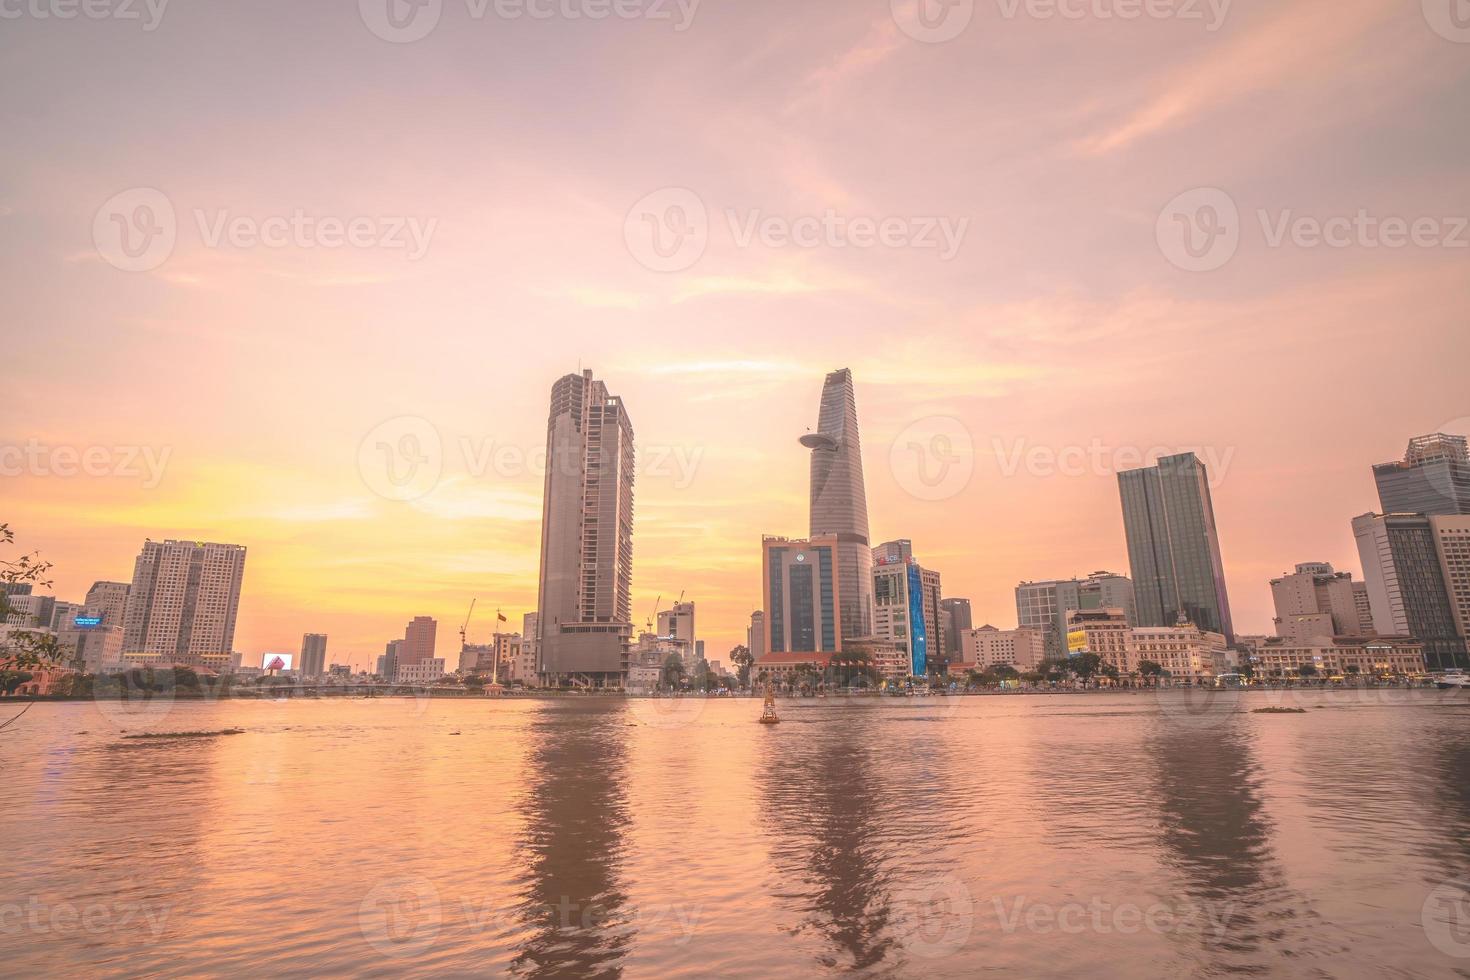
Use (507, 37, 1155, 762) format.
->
(1066, 629, 1088, 654)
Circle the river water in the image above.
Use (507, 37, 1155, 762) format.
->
(2, 690, 1469, 978)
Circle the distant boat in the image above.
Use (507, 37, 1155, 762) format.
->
(1435, 670, 1470, 690)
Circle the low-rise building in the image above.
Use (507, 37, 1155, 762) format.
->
(1128, 624, 1229, 682)
(1244, 636, 1426, 677)
(959, 625, 1047, 672)
(397, 658, 446, 684)
(1064, 609, 1131, 674)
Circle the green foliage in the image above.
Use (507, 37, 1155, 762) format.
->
(1, 670, 35, 695)
(0, 523, 62, 669)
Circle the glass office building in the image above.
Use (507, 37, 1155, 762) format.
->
(1117, 452, 1235, 643)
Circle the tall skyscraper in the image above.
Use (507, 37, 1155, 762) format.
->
(1353, 512, 1468, 670)
(122, 539, 246, 665)
(872, 541, 943, 676)
(535, 370, 635, 686)
(400, 616, 437, 667)
(1117, 453, 1234, 643)
(747, 611, 766, 662)
(940, 597, 973, 658)
(522, 611, 539, 677)
(300, 633, 328, 677)
(762, 535, 841, 654)
(1373, 433, 1470, 516)
(1430, 516, 1470, 646)
(800, 368, 873, 641)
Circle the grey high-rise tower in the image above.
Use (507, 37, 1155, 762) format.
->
(536, 370, 635, 687)
(1373, 433, 1470, 516)
(1117, 452, 1234, 643)
(799, 368, 873, 642)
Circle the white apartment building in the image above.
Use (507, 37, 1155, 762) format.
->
(122, 539, 246, 664)
(959, 625, 1047, 671)
(397, 659, 446, 684)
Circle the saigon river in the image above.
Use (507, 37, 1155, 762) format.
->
(2, 690, 1469, 977)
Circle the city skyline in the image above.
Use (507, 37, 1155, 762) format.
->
(11, 373, 1468, 667)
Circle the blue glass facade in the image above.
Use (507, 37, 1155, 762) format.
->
(907, 563, 928, 676)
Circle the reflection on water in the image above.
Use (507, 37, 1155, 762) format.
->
(757, 707, 897, 971)
(3, 693, 1470, 977)
(512, 701, 632, 980)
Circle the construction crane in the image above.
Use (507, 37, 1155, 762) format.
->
(645, 594, 661, 635)
(460, 598, 477, 647)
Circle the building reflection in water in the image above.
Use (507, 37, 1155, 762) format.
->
(511, 701, 632, 980)
(1147, 717, 1324, 967)
(755, 707, 901, 972)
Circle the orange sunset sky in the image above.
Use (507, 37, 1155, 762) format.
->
(3, 0, 1468, 668)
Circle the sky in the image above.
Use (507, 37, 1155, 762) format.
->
(2, 0, 1468, 669)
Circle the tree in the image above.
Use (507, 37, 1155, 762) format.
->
(0, 523, 62, 669)
(661, 652, 687, 690)
(1298, 664, 1318, 679)
(1137, 660, 1166, 684)
(1069, 653, 1104, 684)
(729, 645, 753, 688)
(992, 664, 1020, 681)
(1, 670, 34, 695)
